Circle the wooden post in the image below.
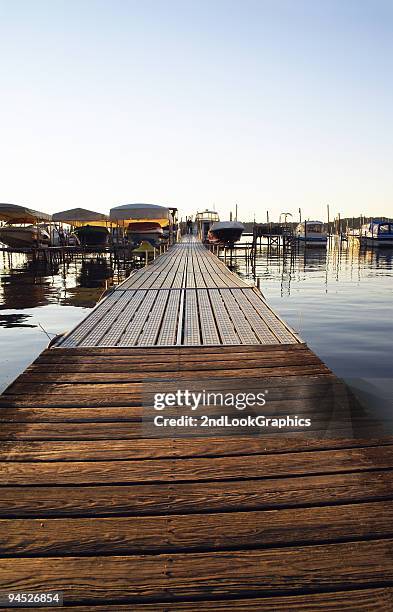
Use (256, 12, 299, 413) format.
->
(327, 204, 330, 235)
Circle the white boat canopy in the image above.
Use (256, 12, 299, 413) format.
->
(0, 203, 52, 223)
(52, 208, 110, 227)
(110, 203, 172, 227)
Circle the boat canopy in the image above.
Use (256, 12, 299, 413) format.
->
(110, 203, 172, 227)
(52, 208, 111, 227)
(0, 203, 52, 223)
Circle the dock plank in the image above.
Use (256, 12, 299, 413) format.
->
(2, 539, 393, 602)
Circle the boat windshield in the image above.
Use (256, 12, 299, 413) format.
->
(195, 211, 219, 222)
(377, 223, 393, 234)
(306, 224, 323, 233)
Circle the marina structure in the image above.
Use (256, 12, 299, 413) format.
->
(0, 236, 392, 608)
(52, 208, 112, 246)
(0, 203, 51, 248)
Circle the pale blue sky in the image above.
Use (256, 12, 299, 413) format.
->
(0, 0, 392, 221)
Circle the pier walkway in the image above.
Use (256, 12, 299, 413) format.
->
(56, 237, 299, 348)
(0, 238, 393, 609)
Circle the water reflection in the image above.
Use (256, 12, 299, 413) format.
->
(0, 313, 36, 328)
(0, 242, 392, 402)
(0, 252, 129, 312)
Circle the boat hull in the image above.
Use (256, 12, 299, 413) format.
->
(209, 227, 244, 245)
(297, 236, 328, 247)
(75, 226, 109, 246)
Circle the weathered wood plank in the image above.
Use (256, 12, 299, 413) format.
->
(2, 539, 393, 601)
(6, 366, 332, 393)
(2, 470, 393, 517)
(0, 396, 362, 422)
(2, 436, 392, 461)
(3, 501, 393, 556)
(2, 446, 393, 485)
(18, 588, 393, 611)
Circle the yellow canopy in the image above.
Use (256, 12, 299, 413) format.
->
(110, 203, 172, 227)
(52, 207, 114, 228)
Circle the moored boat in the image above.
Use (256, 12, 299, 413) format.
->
(126, 221, 163, 246)
(208, 221, 244, 245)
(110, 203, 172, 247)
(360, 219, 393, 247)
(195, 209, 220, 241)
(295, 220, 327, 246)
(0, 225, 50, 248)
(0, 203, 52, 248)
(52, 208, 111, 246)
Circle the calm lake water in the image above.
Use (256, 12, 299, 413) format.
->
(0, 241, 392, 421)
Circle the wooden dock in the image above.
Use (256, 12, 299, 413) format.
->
(1, 237, 393, 610)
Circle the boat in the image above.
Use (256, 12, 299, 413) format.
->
(126, 221, 164, 246)
(52, 208, 111, 246)
(0, 225, 50, 248)
(360, 219, 393, 247)
(74, 225, 109, 246)
(295, 220, 327, 246)
(0, 203, 52, 248)
(208, 221, 244, 245)
(110, 203, 172, 247)
(195, 210, 220, 241)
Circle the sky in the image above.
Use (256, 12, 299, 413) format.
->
(0, 0, 392, 222)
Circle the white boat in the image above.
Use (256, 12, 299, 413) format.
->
(195, 210, 220, 241)
(110, 203, 172, 247)
(295, 221, 327, 246)
(208, 221, 244, 245)
(0, 225, 50, 248)
(360, 219, 393, 247)
(0, 203, 52, 248)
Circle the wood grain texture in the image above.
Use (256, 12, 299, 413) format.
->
(12, 588, 393, 611)
(2, 446, 393, 485)
(2, 501, 393, 556)
(2, 470, 393, 518)
(1, 436, 393, 461)
(2, 539, 393, 602)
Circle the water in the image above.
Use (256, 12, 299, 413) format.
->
(232, 238, 393, 423)
(0, 252, 132, 392)
(0, 242, 392, 420)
